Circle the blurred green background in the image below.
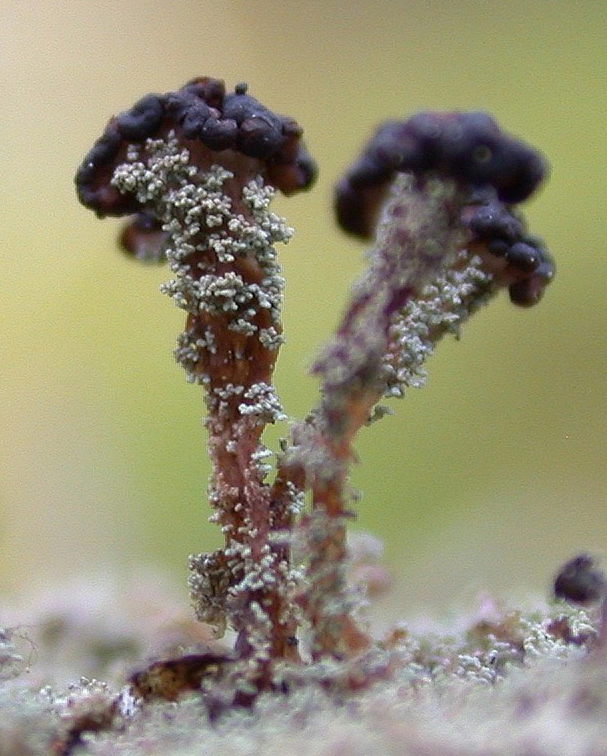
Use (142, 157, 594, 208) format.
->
(0, 0, 605, 620)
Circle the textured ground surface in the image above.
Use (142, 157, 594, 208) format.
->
(1, 572, 606, 755)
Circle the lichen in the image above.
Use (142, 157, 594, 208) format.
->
(74, 79, 563, 726)
(2, 589, 605, 755)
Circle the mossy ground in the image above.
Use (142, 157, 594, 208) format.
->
(1, 569, 606, 755)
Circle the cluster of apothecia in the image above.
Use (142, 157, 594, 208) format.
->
(75, 77, 317, 260)
(463, 189, 554, 306)
(335, 111, 554, 306)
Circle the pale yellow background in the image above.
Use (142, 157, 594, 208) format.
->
(0, 0, 605, 619)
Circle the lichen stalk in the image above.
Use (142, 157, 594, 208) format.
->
(383, 249, 496, 396)
(287, 109, 554, 661)
(288, 174, 471, 660)
(108, 133, 299, 664)
(75, 78, 317, 678)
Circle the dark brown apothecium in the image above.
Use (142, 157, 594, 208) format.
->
(334, 111, 554, 307)
(75, 77, 317, 259)
(554, 554, 607, 605)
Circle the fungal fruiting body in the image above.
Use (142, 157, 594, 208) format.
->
(285, 111, 554, 660)
(76, 78, 316, 672)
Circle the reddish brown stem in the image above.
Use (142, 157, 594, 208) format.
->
(278, 176, 468, 659)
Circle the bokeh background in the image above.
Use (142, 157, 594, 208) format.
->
(1, 0, 605, 622)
